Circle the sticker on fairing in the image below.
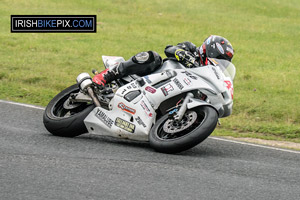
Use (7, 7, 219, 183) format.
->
(224, 80, 234, 99)
(145, 86, 156, 94)
(135, 116, 146, 128)
(173, 78, 184, 90)
(181, 71, 197, 80)
(121, 88, 127, 95)
(140, 100, 153, 117)
(212, 67, 220, 79)
(115, 117, 135, 133)
(95, 109, 114, 128)
(161, 84, 174, 96)
(118, 102, 136, 114)
(183, 77, 192, 86)
(131, 83, 137, 88)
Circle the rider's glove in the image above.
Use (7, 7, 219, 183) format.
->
(175, 49, 196, 68)
(175, 49, 186, 61)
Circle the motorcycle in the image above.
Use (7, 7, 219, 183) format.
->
(43, 55, 236, 153)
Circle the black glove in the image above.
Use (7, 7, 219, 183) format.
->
(175, 49, 196, 68)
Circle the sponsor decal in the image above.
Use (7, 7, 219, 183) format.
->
(121, 88, 127, 95)
(144, 76, 152, 84)
(226, 46, 234, 54)
(135, 116, 146, 128)
(183, 77, 192, 86)
(140, 100, 153, 117)
(173, 78, 184, 90)
(211, 44, 216, 49)
(161, 84, 174, 96)
(181, 71, 197, 80)
(145, 86, 156, 94)
(127, 83, 137, 89)
(95, 109, 114, 128)
(216, 42, 224, 54)
(118, 102, 136, 114)
(115, 117, 135, 133)
(212, 67, 220, 79)
(206, 36, 211, 45)
(224, 80, 234, 99)
(131, 83, 137, 88)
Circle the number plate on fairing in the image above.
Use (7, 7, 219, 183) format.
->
(115, 117, 135, 133)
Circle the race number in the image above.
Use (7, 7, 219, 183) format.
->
(224, 80, 234, 99)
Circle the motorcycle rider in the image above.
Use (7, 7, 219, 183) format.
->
(92, 35, 234, 87)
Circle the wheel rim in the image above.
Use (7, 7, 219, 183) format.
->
(163, 111, 197, 134)
(157, 110, 205, 140)
(51, 89, 91, 118)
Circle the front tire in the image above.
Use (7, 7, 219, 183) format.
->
(149, 106, 218, 153)
(43, 84, 95, 137)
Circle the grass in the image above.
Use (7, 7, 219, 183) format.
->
(1, 0, 300, 142)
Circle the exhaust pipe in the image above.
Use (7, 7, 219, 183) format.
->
(76, 73, 101, 107)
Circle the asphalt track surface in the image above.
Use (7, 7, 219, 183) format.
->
(1, 100, 300, 200)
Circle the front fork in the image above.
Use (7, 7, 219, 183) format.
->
(173, 92, 194, 121)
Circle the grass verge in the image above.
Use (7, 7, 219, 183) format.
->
(1, 0, 300, 142)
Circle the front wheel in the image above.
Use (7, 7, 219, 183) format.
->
(149, 106, 218, 153)
(43, 84, 95, 137)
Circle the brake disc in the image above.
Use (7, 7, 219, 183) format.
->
(163, 111, 197, 134)
(63, 98, 82, 110)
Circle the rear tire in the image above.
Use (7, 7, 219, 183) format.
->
(43, 84, 95, 137)
(149, 106, 218, 153)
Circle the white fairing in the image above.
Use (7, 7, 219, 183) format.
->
(84, 57, 235, 141)
(84, 95, 155, 141)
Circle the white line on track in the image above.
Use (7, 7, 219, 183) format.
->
(0, 100, 45, 110)
(1, 100, 299, 154)
(210, 137, 300, 154)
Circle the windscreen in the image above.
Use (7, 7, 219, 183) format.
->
(210, 58, 236, 80)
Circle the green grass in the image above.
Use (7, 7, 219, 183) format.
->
(1, 0, 300, 141)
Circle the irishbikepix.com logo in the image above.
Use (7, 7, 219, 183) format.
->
(11, 15, 97, 33)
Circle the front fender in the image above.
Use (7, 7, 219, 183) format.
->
(187, 98, 222, 117)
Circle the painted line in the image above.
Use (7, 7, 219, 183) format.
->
(0, 100, 45, 110)
(1, 99, 299, 154)
(210, 136, 300, 154)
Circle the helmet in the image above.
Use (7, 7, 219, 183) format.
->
(197, 35, 234, 65)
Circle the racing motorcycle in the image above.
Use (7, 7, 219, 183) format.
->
(43, 55, 235, 153)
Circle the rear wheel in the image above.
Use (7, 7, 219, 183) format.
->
(43, 84, 95, 137)
(149, 106, 218, 153)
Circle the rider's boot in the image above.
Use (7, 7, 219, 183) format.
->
(92, 68, 118, 87)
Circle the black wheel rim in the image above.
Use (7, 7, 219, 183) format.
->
(51, 88, 91, 118)
(156, 110, 205, 140)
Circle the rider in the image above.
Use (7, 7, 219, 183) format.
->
(92, 35, 234, 87)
